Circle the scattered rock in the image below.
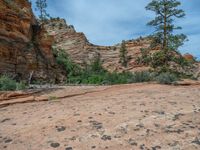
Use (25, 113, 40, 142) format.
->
(65, 147, 73, 150)
(91, 146, 96, 149)
(50, 142, 60, 148)
(128, 138, 137, 146)
(192, 137, 200, 145)
(172, 113, 185, 121)
(4, 139, 12, 143)
(56, 126, 66, 132)
(101, 135, 112, 141)
(90, 121, 103, 130)
(1, 118, 11, 123)
(152, 145, 161, 150)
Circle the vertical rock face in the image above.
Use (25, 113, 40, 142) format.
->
(0, 0, 66, 82)
(44, 19, 152, 72)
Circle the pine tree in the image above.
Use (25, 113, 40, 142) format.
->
(119, 40, 128, 67)
(35, 0, 49, 22)
(146, 0, 187, 51)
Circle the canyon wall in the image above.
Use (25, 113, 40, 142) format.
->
(1, 0, 199, 82)
(0, 0, 66, 83)
(44, 19, 152, 73)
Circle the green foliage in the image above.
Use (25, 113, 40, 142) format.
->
(48, 96, 58, 101)
(53, 48, 183, 85)
(89, 54, 105, 73)
(155, 72, 178, 84)
(131, 71, 154, 83)
(150, 50, 171, 68)
(0, 75, 16, 91)
(53, 49, 82, 76)
(136, 48, 151, 65)
(16, 81, 26, 90)
(172, 56, 190, 67)
(119, 40, 128, 67)
(0, 75, 26, 91)
(146, 0, 187, 51)
(35, 0, 50, 21)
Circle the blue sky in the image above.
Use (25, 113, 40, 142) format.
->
(31, 0, 200, 59)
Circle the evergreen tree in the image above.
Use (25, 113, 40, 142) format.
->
(119, 40, 128, 67)
(35, 0, 49, 22)
(146, 0, 187, 51)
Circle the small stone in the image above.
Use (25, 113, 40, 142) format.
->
(91, 146, 96, 149)
(50, 142, 60, 148)
(4, 139, 12, 143)
(65, 147, 73, 150)
(101, 135, 112, 141)
(1, 118, 11, 123)
(56, 126, 66, 132)
(192, 137, 200, 145)
(152, 145, 161, 150)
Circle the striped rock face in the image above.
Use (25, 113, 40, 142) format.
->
(0, 0, 66, 82)
(44, 19, 153, 73)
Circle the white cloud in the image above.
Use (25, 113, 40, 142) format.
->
(32, 0, 200, 58)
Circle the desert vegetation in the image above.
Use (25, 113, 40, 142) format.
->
(0, 0, 199, 91)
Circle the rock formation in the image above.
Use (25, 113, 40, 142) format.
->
(1, 0, 199, 83)
(44, 19, 152, 73)
(0, 0, 66, 83)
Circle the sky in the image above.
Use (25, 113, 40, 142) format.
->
(31, 0, 200, 59)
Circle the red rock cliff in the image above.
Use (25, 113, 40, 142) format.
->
(0, 0, 66, 83)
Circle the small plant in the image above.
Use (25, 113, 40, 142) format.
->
(155, 72, 178, 84)
(16, 81, 26, 90)
(53, 48, 82, 76)
(48, 96, 58, 101)
(0, 75, 17, 91)
(136, 48, 151, 65)
(119, 40, 128, 67)
(90, 53, 105, 73)
(0, 75, 27, 91)
(131, 71, 153, 83)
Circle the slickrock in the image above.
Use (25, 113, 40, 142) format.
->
(0, 83, 200, 150)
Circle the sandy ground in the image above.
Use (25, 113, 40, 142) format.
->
(0, 83, 200, 150)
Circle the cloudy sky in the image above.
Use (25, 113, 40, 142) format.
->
(31, 0, 200, 59)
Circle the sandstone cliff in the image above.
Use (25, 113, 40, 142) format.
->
(0, 0, 66, 83)
(1, 0, 199, 83)
(44, 18, 200, 78)
(44, 19, 152, 73)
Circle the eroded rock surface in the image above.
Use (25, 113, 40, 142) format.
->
(0, 84, 200, 150)
(44, 19, 152, 73)
(0, 0, 66, 82)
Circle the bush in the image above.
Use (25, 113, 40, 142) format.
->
(131, 71, 153, 83)
(155, 72, 178, 84)
(0, 75, 17, 91)
(0, 75, 27, 91)
(16, 81, 26, 90)
(53, 49, 82, 76)
(103, 72, 133, 85)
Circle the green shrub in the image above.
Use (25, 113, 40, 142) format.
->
(0, 75, 17, 91)
(53, 49, 82, 76)
(155, 72, 178, 84)
(16, 81, 26, 90)
(136, 48, 151, 65)
(131, 71, 153, 83)
(0, 75, 27, 91)
(89, 54, 105, 73)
